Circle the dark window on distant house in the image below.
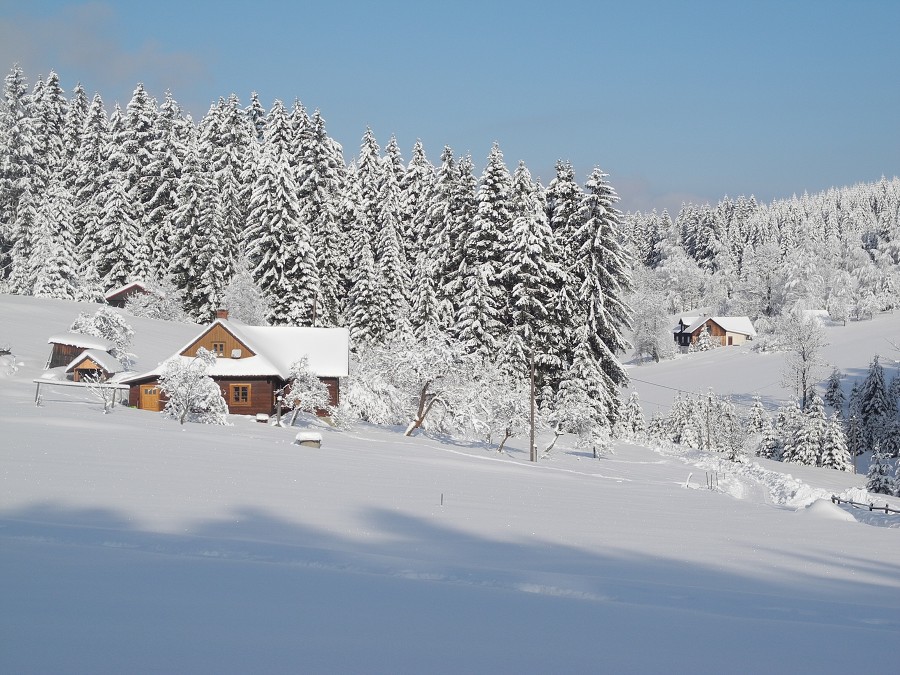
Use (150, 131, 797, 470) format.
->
(212, 342, 226, 356)
(231, 384, 250, 405)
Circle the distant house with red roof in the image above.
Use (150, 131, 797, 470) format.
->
(673, 315, 756, 348)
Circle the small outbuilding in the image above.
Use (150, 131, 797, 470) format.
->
(65, 349, 124, 383)
(673, 316, 756, 348)
(105, 281, 150, 308)
(46, 332, 117, 369)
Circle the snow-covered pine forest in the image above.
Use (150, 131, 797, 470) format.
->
(3, 65, 900, 471)
(0, 65, 632, 439)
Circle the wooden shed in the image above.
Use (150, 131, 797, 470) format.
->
(105, 281, 149, 308)
(46, 332, 116, 369)
(65, 349, 124, 383)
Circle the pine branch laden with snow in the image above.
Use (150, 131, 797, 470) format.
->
(157, 347, 228, 425)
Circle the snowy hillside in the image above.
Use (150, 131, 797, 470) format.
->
(1, 295, 898, 673)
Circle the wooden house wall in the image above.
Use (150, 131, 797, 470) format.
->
(214, 377, 277, 417)
(48, 343, 84, 369)
(181, 324, 256, 359)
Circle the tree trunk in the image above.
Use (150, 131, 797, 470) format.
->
(497, 428, 513, 453)
(405, 381, 436, 437)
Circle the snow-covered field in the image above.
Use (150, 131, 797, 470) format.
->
(1, 294, 898, 673)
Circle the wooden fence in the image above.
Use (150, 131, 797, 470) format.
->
(831, 495, 900, 515)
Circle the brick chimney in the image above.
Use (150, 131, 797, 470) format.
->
(215, 309, 229, 320)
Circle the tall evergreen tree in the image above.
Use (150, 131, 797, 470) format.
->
(244, 141, 319, 325)
(0, 65, 36, 280)
(571, 168, 633, 427)
(819, 412, 852, 471)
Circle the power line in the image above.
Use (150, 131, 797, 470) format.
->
(627, 375, 787, 411)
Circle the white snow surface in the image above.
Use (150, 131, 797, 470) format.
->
(1, 295, 899, 673)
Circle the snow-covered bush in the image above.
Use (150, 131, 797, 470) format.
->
(158, 348, 228, 425)
(70, 307, 136, 369)
(348, 326, 477, 436)
(282, 356, 331, 426)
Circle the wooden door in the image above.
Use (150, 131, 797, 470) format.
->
(141, 385, 163, 411)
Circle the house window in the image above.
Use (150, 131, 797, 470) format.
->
(231, 384, 251, 405)
(211, 342, 226, 356)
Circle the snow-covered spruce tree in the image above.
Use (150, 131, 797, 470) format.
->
(30, 71, 66, 194)
(409, 251, 441, 332)
(894, 458, 900, 498)
(373, 166, 412, 331)
(222, 257, 270, 326)
(202, 94, 251, 283)
(503, 161, 556, 375)
(158, 347, 228, 425)
(784, 394, 827, 466)
(169, 133, 224, 321)
(823, 368, 845, 417)
(399, 139, 435, 261)
(547, 327, 612, 457)
(143, 91, 186, 275)
(618, 391, 646, 440)
(71, 93, 108, 278)
(819, 412, 853, 471)
(244, 135, 319, 326)
(70, 306, 136, 369)
(866, 442, 894, 495)
(856, 354, 896, 448)
(95, 104, 141, 290)
(31, 180, 78, 300)
(1, 65, 37, 278)
(454, 261, 503, 362)
(282, 356, 331, 426)
(570, 167, 633, 429)
(747, 396, 774, 456)
(297, 110, 346, 326)
(346, 233, 388, 347)
(773, 398, 802, 462)
(690, 325, 717, 352)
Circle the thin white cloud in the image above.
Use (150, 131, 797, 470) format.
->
(0, 2, 209, 110)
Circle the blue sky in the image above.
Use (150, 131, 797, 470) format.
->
(2, 0, 898, 214)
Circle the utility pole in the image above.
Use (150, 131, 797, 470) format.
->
(530, 345, 536, 462)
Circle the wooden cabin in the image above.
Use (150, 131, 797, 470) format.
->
(46, 333, 116, 369)
(673, 316, 756, 348)
(122, 310, 350, 417)
(65, 349, 123, 382)
(105, 281, 149, 308)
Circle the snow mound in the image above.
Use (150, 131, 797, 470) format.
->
(0, 354, 19, 378)
(798, 499, 857, 522)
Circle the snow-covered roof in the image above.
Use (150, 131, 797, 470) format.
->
(47, 332, 116, 351)
(104, 281, 148, 301)
(65, 349, 123, 374)
(121, 319, 350, 383)
(679, 316, 756, 337)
